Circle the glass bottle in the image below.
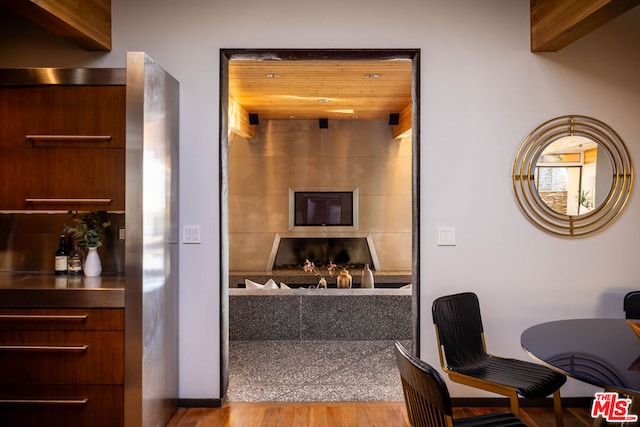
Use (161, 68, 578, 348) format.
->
(54, 234, 68, 275)
(67, 239, 84, 276)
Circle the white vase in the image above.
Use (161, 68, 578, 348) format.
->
(84, 247, 102, 277)
(361, 264, 375, 288)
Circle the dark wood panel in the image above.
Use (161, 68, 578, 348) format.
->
(0, 85, 125, 148)
(0, 331, 123, 384)
(0, 384, 123, 427)
(0, 308, 124, 331)
(0, 148, 125, 210)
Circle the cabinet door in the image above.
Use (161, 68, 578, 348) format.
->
(0, 147, 125, 210)
(0, 385, 123, 427)
(0, 86, 125, 148)
(0, 308, 124, 331)
(0, 330, 124, 384)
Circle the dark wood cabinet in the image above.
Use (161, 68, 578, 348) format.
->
(0, 56, 179, 427)
(0, 85, 125, 211)
(0, 385, 123, 427)
(0, 308, 124, 427)
(0, 86, 126, 149)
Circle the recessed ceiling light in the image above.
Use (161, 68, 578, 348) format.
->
(364, 73, 381, 78)
(265, 73, 280, 78)
(317, 98, 330, 103)
(289, 115, 297, 119)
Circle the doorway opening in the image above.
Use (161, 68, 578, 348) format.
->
(219, 49, 421, 400)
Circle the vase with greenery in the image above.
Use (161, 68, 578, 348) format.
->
(577, 190, 594, 214)
(64, 211, 111, 277)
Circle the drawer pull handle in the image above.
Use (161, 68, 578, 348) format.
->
(25, 198, 112, 204)
(0, 314, 88, 322)
(27, 135, 112, 142)
(0, 345, 88, 352)
(0, 398, 88, 406)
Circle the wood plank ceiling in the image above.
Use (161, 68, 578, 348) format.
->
(228, 60, 413, 122)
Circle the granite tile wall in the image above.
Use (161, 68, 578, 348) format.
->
(229, 292, 412, 341)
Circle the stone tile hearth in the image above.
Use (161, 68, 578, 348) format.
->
(227, 340, 410, 402)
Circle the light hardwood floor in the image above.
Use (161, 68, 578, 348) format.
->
(166, 402, 593, 427)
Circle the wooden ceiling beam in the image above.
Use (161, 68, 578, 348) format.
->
(391, 103, 412, 140)
(0, 0, 111, 51)
(531, 0, 640, 52)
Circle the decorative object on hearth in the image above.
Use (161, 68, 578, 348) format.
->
(303, 259, 337, 288)
(337, 268, 352, 289)
(361, 264, 374, 288)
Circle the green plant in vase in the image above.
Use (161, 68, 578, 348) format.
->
(577, 190, 594, 215)
(64, 211, 111, 277)
(64, 211, 111, 248)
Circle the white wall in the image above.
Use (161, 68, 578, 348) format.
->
(1, 0, 639, 399)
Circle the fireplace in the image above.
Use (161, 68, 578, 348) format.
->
(269, 235, 379, 272)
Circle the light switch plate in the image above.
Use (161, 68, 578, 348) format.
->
(437, 226, 456, 246)
(183, 224, 201, 244)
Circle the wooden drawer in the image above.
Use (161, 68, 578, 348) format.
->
(0, 330, 123, 384)
(0, 147, 125, 211)
(0, 308, 124, 331)
(0, 86, 125, 149)
(0, 384, 123, 427)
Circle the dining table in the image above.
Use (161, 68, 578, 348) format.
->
(521, 318, 640, 425)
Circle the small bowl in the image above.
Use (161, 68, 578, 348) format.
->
(627, 319, 640, 340)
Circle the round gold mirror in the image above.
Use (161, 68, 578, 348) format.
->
(513, 115, 633, 237)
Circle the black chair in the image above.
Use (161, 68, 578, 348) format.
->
(624, 291, 640, 319)
(432, 292, 566, 427)
(394, 341, 526, 427)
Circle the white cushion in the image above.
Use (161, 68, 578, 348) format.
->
(264, 279, 279, 289)
(245, 279, 265, 289)
(244, 279, 279, 289)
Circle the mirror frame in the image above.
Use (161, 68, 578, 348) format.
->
(513, 115, 633, 237)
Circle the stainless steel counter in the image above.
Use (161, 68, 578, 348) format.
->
(0, 272, 125, 308)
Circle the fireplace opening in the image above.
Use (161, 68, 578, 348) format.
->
(271, 237, 376, 271)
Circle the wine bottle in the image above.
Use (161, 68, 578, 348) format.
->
(54, 234, 68, 275)
(67, 239, 84, 275)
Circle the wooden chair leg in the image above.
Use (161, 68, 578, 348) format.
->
(508, 391, 520, 417)
(553, 389, 564, 427)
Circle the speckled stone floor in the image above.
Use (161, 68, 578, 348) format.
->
(227, 340, 411, 402)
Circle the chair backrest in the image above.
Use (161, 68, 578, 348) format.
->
(432, 292, 488, 369)
(394, 341, 453, 427)
(624, 291, 640, 319)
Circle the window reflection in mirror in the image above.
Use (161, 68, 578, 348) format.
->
(535, 136, 613, 216)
